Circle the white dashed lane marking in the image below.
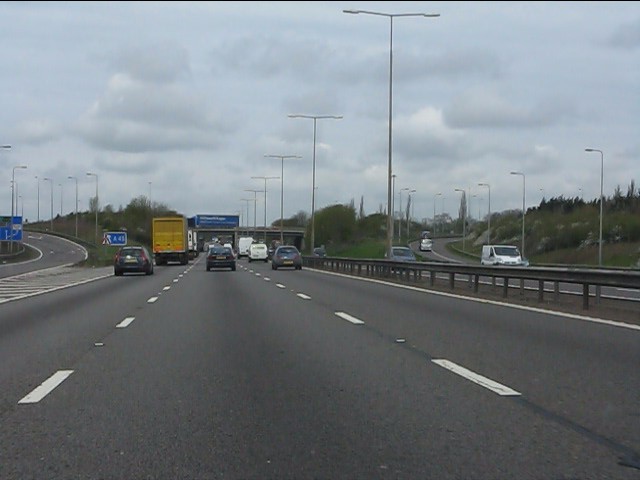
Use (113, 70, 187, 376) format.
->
(18, 370, 74, 404)
(116, 317, 135, 328)
(335, 311, 365, 325)
(432, 359, 521, 397)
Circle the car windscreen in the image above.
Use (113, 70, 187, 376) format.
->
(494, 247, 520, 256)
(209, 247, 230, 255)
(393, 248, 414, 258)
(277, 247, 297, 255)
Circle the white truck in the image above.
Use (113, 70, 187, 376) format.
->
(237, 236, 254, 258)
(187, 229, 199, 259)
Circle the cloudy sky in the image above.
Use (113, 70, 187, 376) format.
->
(1, 1, 638, 228)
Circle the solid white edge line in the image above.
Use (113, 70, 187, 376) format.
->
(307, 268, 640, 332)
(297, 293, 311, 300)
(116, 316, 135, 328)
(18, 370, 74, 404)
(432, 359, 521, 396)
(335, 311, 365, 325)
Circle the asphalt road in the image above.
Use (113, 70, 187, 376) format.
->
(0, 233, 87, 278)
(0, 255, 639, 479)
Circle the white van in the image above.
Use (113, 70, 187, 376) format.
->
(481, 245, 524, 266)
(237, 237, 254, 258)
(248, 242, 269, 262)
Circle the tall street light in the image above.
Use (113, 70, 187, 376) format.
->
(391, 174, 397, 240)
(10, 165, 27, 253)
(585, 148, 604, 266)
(344, 8, 439, 259)
(433, 192, 441, 234)
(86, 172, 98, 244)
(35, 175, 40, 223)
(43, 177, 53, 232)
(454, 188, 466, 253)
(251, 176, 280, 242)
(478, 183, 491, 244)
(288, 114, 342, 253)
(148, 181, 152, 209)
(240, 198, 252, 232)
(265, 154, 302, 244)
(244, 189, 263, 238)
(68, 176, 78, 237)
(58, 183, 63, 217)
(510, 171, 526, 258)
(406, 189, 416, 239)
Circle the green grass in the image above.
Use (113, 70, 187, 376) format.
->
(330, 240, 386, 258)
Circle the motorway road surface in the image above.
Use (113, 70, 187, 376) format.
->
(0, 233, 88, 279)
(0, 254, 639, 479)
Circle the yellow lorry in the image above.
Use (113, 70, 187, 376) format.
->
(152, 216, 189, 265)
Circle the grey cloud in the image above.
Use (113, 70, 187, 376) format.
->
(444, 88, 565, 129)
(111, 43, 192, 84)
(75, 73, 235, 153)
(606, 18, 640, 49)
(13, 119, 64, 146)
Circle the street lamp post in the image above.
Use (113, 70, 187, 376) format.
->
(240, 199, 252, 233)
(478, 183, 491, 244)
(68, 176, 78, 237)
(148, 181, 152, 210)
(251, 176, 280, 242)
(585, 148, 604, 267)
(10, 165, 27, 253)
(86, 172, 98, 244)
(407, 189, 416, 239)
(265, 154, 302, 244)
(399, 187, 410, 242)
(455, 188, 466, 253)
(58, 183, 63, 217)
(244, 189, 263, 238)
(344, 8, 439, 259)
(391, 174, 397, 240)
(35, 176, 40, 223)
(433, 192, 441, 234)
(288, 114, 342, 253)
(510, 172, 526, 258)
(43, 177, 53, 232)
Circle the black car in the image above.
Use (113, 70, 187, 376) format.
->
(206, 245, 236, 271)
(114, 246, 154, 276)
(312, 246, 326, 257)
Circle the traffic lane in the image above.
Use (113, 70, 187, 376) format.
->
(258, 263, 640, 459)
(0, 261, 189, 415)
(0, 233, 87, 278)
(0, 263, 633, 479)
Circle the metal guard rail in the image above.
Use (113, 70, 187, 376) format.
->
(303, 256, 640, 311)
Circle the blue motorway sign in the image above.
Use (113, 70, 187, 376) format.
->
(102, 231, 127, 246)
(0, 216, 23, 241)
(194, 214, 239, 228)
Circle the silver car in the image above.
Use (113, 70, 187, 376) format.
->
(271, 245, 302, 270)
